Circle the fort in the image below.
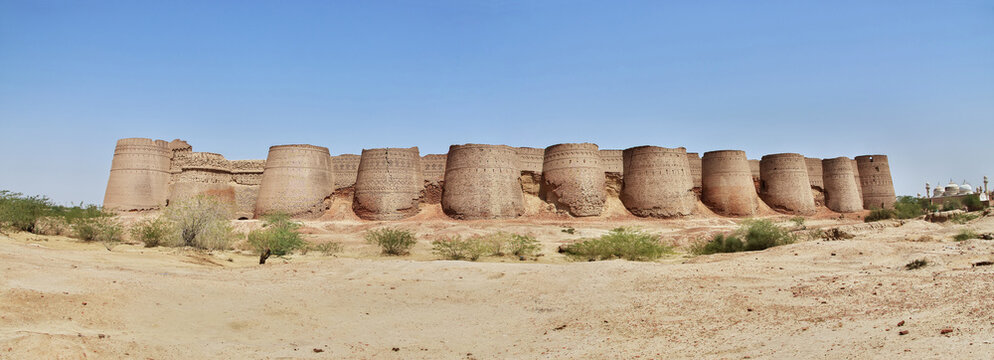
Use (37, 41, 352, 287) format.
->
(102, 138, 897, 219)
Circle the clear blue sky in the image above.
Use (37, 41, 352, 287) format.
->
(1, 0, 991, 204)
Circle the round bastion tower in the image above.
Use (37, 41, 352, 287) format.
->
(254, 144, 335, 217)
(103, 138, 172, 211)
(621, 146, 696, 217)
(441, 144, 524, 219)
(352, 147, 423, 220)
(759, 153, 816, 215)
(855, 155, 896, 210)
(821, 157, 863, 213)
(702, 150, 761, 216)
(542, 143, 605, 217)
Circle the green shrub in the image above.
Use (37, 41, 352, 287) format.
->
(953, 229, 978, 241)
(789, 216, 806, 228)
(311, 241, 343, 256)
(431, 235, 489, 261)
(129, 217, 175, 247)
(507, 233, 541, 257)
(560, 227, 671, 261)
(365, 228, 417, 255)
(247, 212, 305, 264)
(73, 217, 123, 244)
(962, 195, 987, 212)
(561, 227, 576, 234)
(0, 191, 52, 232)
(893, 196, 928, 219)
(864, 209, 895, 222)
(34, 216, 71, 236)
(162, 195, 233, 250)
(693, 219, 796, 255)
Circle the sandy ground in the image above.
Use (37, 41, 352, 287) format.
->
(2, 210, 994, 359)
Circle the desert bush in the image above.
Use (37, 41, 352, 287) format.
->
(34, 216, 71, 236)
(962, 194, 987, 212)
(247, 212, 305, 264)
(949, 212, 979, 224)
(693, 219, 796, 255)
(73, 217, 123, 244)
(893, 196, 929, 219)
(162, 195, 233, 250)
(953, 229, 979, 242)
(130, 217, 175, 247)
(507, 233, 541, 257)
(905, 259, 928, 270)
(561, 227, 576, 234)
(431, 235, 489, 261)
(0, 191, 55, 233)
(0, 190, 109, 234)
(864, 209, 895, 222)
(560, 227, 671, 261)
(789, 216, 806, 228)
(311, 241, 343, 256)
(365, 228, 417, 255)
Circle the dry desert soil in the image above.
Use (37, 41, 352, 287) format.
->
(2, 209, 994, 359)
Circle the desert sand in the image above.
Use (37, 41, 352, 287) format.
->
(2, 209, 994, 359)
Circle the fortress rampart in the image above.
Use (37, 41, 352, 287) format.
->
(702, 150, 761, 216)
(855, 155, 896, 210)
(103, 138, 172, 211)
(441, 144, 524, 219)
(759, 153, 816, 215)
(331, 154, 360, 189)
(621, 146, 696, 217)
(686, 152, 702, 189)
(255, 144, 335, 217)
(851, 159, 863, 206)
(353, 147, 422, 220)
(542, 143, 605, 217)
(103, 138, 896, 219)
(821, 157, 863, 213)
(805, 157, 824, 189)
(515, 147, 545, 174)
(421, 154, 447, 183)
(599, 150, 624, 174)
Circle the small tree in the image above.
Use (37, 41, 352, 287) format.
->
(248, 212, 305, 264)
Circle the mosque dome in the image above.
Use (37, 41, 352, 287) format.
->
(933, 186, 945, 197)
(945, 181, 959, 195)
(959, 181, 973, 195)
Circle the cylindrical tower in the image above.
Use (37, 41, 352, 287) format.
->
(441, 144, 524, 219)
(103, 138, 172, 211)
(821, 157, 863, 213)
(855, 155, 896, 209)
(702, 150, 761, 216)
(805, 157, 824, 189)
(599, 149, 624, 174)
(759, 153, 816, 214)
(255, 144, 335, 217)
(352, 147, 422, 220)
(542, 143, 605, 217)
(621, 146, 696, 217)
(687, 152, 703, 189)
